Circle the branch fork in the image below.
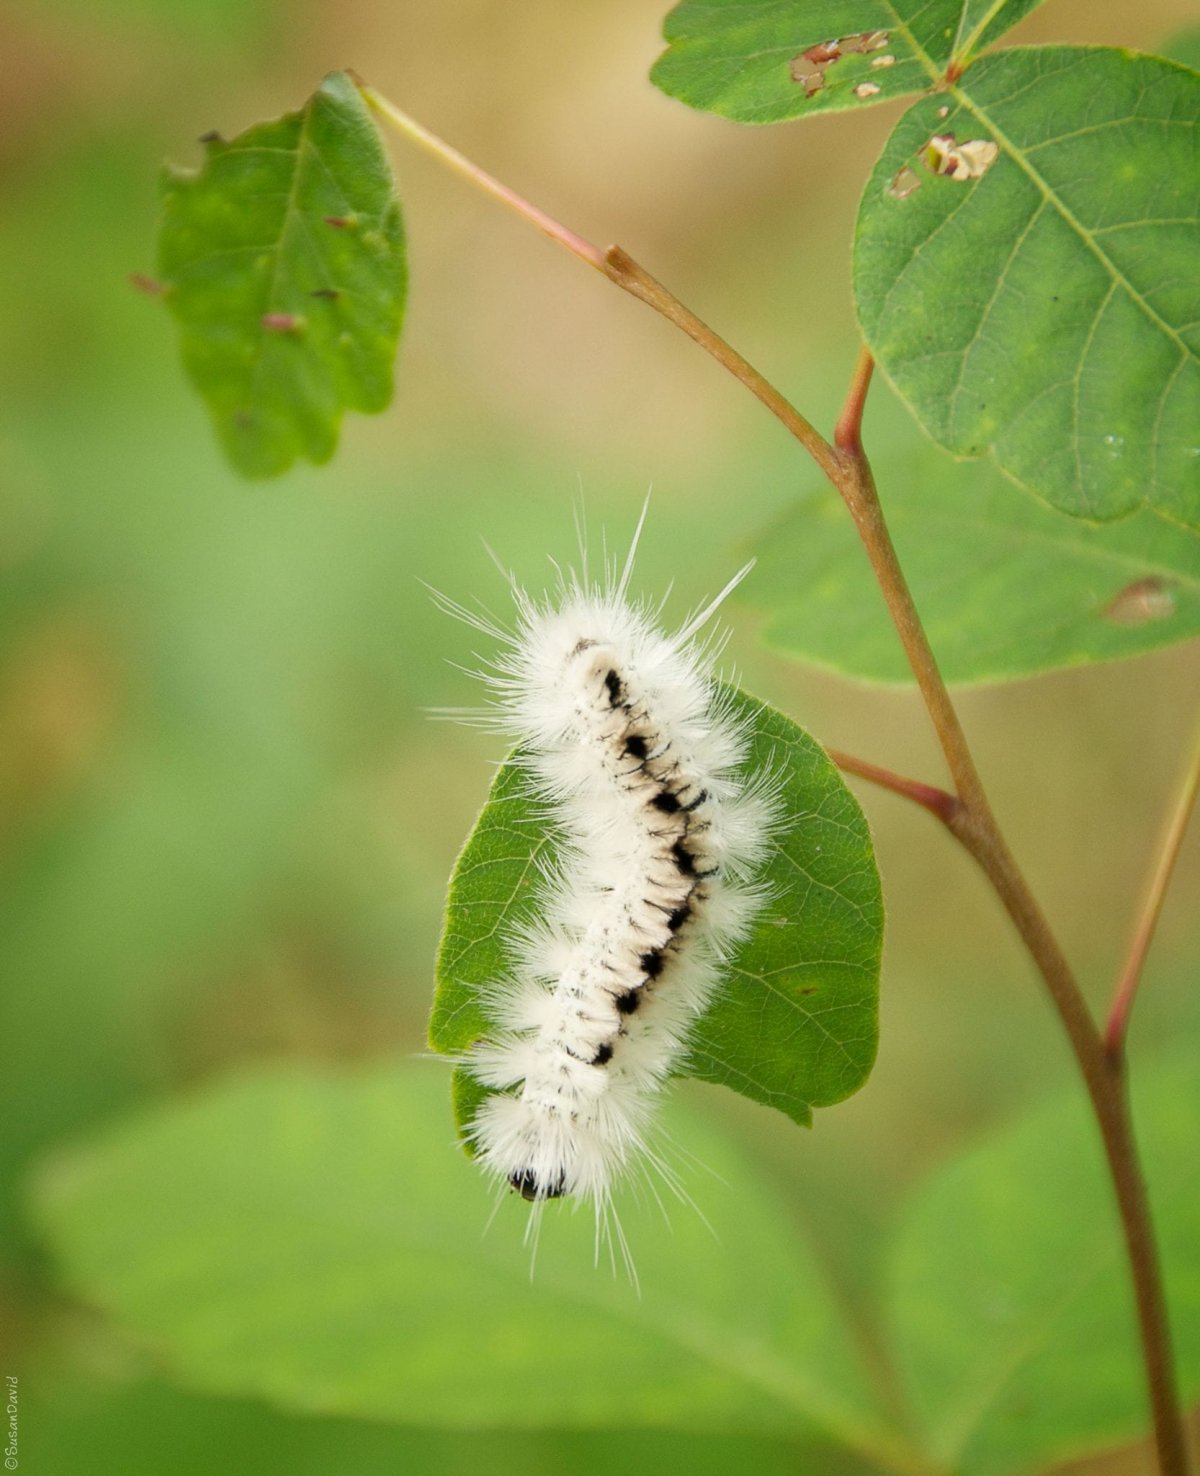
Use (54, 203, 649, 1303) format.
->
(363, 81, 1193, 1475)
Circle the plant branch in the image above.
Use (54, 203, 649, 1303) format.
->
(361, 85, 840, 487)
(1106, 714, 1200, 1061)
(835, 450, 1191, 1476)
(600, 248, 840, 483)
(366, 91, 1191, 1473)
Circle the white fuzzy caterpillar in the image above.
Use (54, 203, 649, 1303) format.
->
(439, 513, 774, 1220)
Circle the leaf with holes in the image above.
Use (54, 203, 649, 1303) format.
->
(158, 71, 407, 477)
(855, 47, 1200, 528)
(651, 0, 1046, 121)
(746, 444, 1200, 684)
(430, 686, 882, 1133)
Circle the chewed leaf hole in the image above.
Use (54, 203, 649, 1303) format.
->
(1103, 577, 1177, 626)
(923, 133, 999, 180)
(888, 164, 922, 199)
(789, 29, 889, 97)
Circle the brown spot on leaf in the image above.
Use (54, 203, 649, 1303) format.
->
(871, 53, 896, 69)
(788, 57, 826, 95)
(854, 81, 881, 98)
(790, 30, 889, 94)
(261, 312, 303, 333)
(803, 39, 842, 65)
(128, 272, 165, 296)
(923, 132, 999, 181)
(1104, 577, 1177, 626)
(888, 164, 922, 199)
(840, 29, 889, 54)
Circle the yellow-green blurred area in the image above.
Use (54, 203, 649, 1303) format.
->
(2, 1, 1198, 1472)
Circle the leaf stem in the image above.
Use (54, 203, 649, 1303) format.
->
(827, 748, 960, 825)
(365, 92, 1191, 1474)
(360, 85, 607, 273)
(1105, 713, 1200, 1061)
(834, 347, 875, 456)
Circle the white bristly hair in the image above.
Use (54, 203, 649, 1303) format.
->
(435, 505, 775, 1266)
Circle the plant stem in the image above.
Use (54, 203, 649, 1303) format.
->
(366, 89, 1191, 1473)
(831, 384, 1191, 1476)
(1106, 714, 1200, 1060)
(827, 748, 960, 825)
(601, 248, 839, 483)
(834, 347, 874, 455)
(835, 451, 1188, 1473)
(361, 87, 607, 273)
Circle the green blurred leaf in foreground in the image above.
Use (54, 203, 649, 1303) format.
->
(431, 687, 883, 1131)
(747, 447, 1200, 684)
(29, 1052, 1200, 1474)
(29, 1064, 898, 1466)
(157, 71, 407, 477)
(887, 1052, 1200, 1475)
(651, 0, 1045, 122)
(855, 47, 1200, 528)
(24, 1376, 875, 1476)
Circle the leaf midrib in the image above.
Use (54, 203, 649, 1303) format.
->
(950, 64, 1197, 368)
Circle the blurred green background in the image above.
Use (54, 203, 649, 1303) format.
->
(2, 1, 1198, 1471)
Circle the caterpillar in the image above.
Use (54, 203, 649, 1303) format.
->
(436, 509, 775, 1232)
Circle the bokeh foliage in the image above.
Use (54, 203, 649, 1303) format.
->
(3, 1, 1198, 1474)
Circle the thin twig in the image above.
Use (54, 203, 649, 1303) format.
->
(827, 747, 960, 825)
(834, 347, 875, 456)
(1106, 715, 1200, 1061)
(601, 248, 840, 483)
(362, 87, 607, 272)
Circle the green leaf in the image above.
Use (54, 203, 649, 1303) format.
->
(747, 446, 1200, 685)
(431, 686, 883, 1130)
(158, 71, 407, 477)
(651, 0, 1045, 122)
(854, 47, 1200, 528)
(29, 1064, 901, 1465)
(26, 1376, 879, 1476)
(887, 1051, 1200, 1474)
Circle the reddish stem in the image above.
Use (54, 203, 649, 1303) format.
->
(834, 348, 875, 456)
(827, 748, 959, 824)
(1106, 716, 1200, 1060)
(361, 87, 606, 272)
